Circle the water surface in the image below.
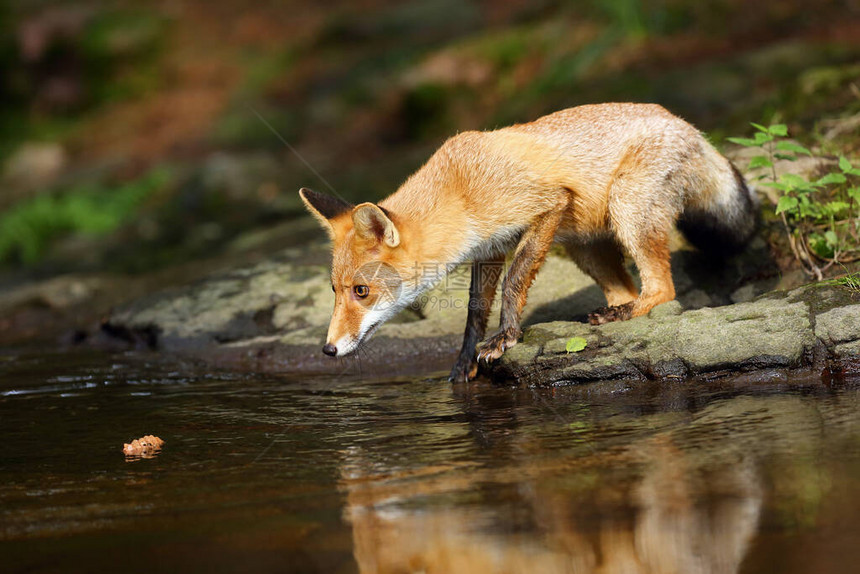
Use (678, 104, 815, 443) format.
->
(2, 349, 860, 573)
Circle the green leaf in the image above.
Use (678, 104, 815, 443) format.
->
(753, 131, 772, 145)
(780, 173, 811, 188)
(774, 153, 797, 161)
(727, 137, 759, 147)
(768, 124, 789, 136)
(565, 336, 588, 353)
(751, 122, 769, 133)
(847, 187, 860, 202)
(825, 230, 839, 247)
(817, 172, 847, 186)
(748, 155, 772, 169)
(839, 156, 853, 173)
(809, 233, 834, 259)
(824, 201, 850, 216)
(776, 195, 798, 214)
(775, 141, 812, 156)
(762, 181, 789, 191)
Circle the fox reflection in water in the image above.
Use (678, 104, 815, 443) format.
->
(339, 389, 765, 574)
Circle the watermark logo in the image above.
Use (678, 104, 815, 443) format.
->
(350, 260, 509, 312)
(353, 261, 403, 311)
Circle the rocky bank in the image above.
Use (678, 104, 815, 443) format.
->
(95, 226, 860, 384)
(491, 282, 860, 386)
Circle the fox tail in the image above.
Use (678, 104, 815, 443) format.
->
(677, 162, 759, 257)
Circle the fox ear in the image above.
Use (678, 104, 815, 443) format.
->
(299, 188, 353, 237)
(352, 203, 400, 248)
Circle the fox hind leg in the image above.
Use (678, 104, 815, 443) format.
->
(596, 158, 680, 323)
(477, 210, 563, 363)
(563, 238, 638, 310)
(610, 223, 676, 321)
(449, 254, 505, 383)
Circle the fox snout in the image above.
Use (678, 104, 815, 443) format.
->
(322, 343, 337, 356)
(322, 337, 359, 357)
(299, 187, 409, 361)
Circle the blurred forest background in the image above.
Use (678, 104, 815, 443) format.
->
(1, 0, 859, 339)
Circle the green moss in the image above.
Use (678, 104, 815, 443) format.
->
(0, 168, 172, 266)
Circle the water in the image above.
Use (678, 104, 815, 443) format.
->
(2, 349, 860, 573)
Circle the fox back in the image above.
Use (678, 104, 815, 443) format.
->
(301, 103, 758, 376)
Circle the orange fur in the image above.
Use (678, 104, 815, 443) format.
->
(301, 103, 757, 368)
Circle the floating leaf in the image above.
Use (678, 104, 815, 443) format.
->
(123, 435, 165, 460)
(565, 336, 588, 353)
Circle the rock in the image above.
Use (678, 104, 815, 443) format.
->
(648, 300, 682, 319)
(730, 284, 758, 304)
(814, 304, 860, 346)
(1, 143, 67, 208)
(100, 214, 797, 378)
(820, 112, 860, 141)
(106, 253, 334, 350)
(0, 274, 108, 312)
(491, 283, 860, 386)
(102, 244, 605, 375)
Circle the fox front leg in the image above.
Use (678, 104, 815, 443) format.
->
(477, 210, 563, 363)
(449, 256, 504, 383)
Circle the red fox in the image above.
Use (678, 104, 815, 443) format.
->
(300, 103, 758, 382)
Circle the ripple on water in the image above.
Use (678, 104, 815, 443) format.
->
(2, 352, 860, 574)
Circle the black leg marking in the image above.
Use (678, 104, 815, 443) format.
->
(478, 210, 562, 364)
(449, 258, 504, 383)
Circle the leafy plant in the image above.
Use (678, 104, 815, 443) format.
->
(729, 123, 860, 279)
(838, 272, 860, 292)
(826, 270, 860, 292)
(0, 168, 171, 265)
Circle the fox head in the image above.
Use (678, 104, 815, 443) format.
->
(300, 188, 416, 357)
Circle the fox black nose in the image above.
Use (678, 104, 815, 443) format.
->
(322, 343, 337, 356)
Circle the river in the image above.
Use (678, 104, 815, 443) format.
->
(2, 348, 859, 573)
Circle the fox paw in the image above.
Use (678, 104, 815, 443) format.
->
(476, 328, 521, 363)
(448, 358, 479, 383)
(588, 302, 635, 325)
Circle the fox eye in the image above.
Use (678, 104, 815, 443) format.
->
(353, 285, 369, 298)
(331, 284, 335, 293)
